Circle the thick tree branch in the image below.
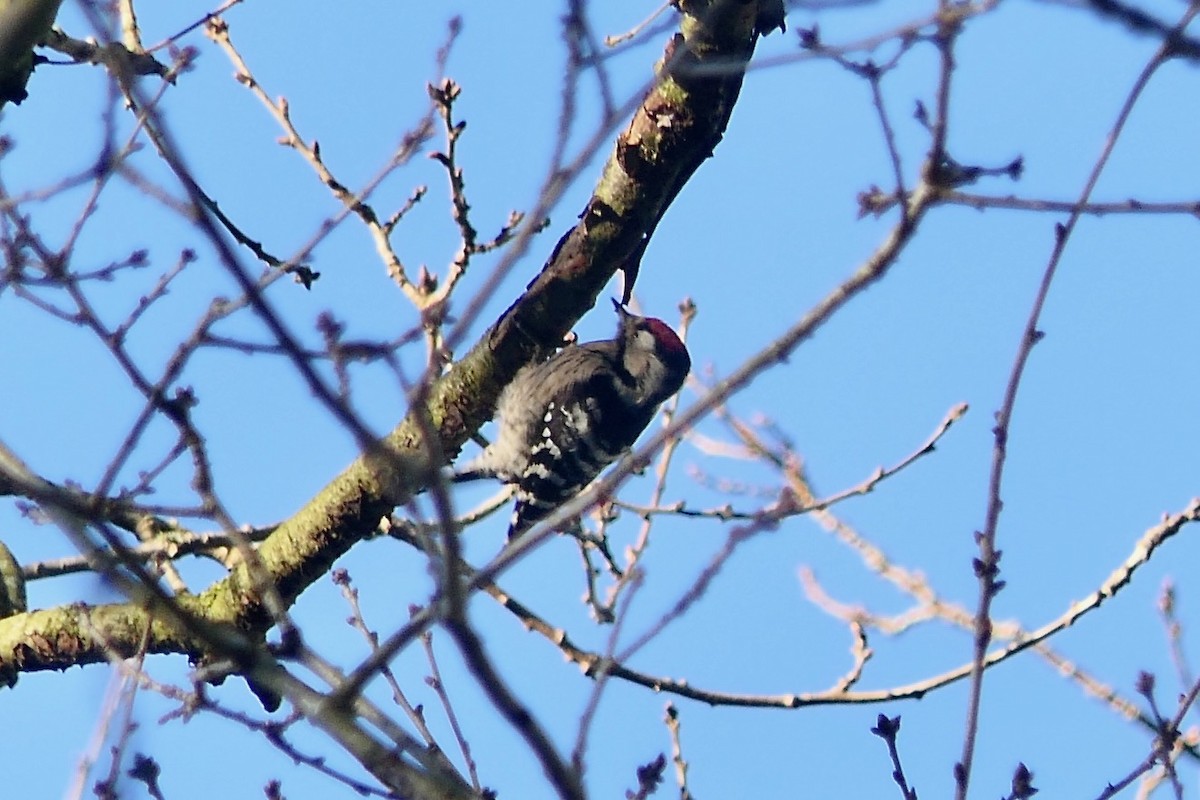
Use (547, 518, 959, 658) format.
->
(0, 0, 784, 681)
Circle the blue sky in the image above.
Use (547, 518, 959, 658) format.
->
(2, 1, 1199, 798)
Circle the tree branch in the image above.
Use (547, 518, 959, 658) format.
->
(0, 0, 785, 686)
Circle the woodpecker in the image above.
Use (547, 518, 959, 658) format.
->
(455, 300, 691, 539)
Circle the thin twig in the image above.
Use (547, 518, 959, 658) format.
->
(955, 6, 1198, 795)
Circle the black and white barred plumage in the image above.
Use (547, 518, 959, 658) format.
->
(455, 301, 690, 538)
